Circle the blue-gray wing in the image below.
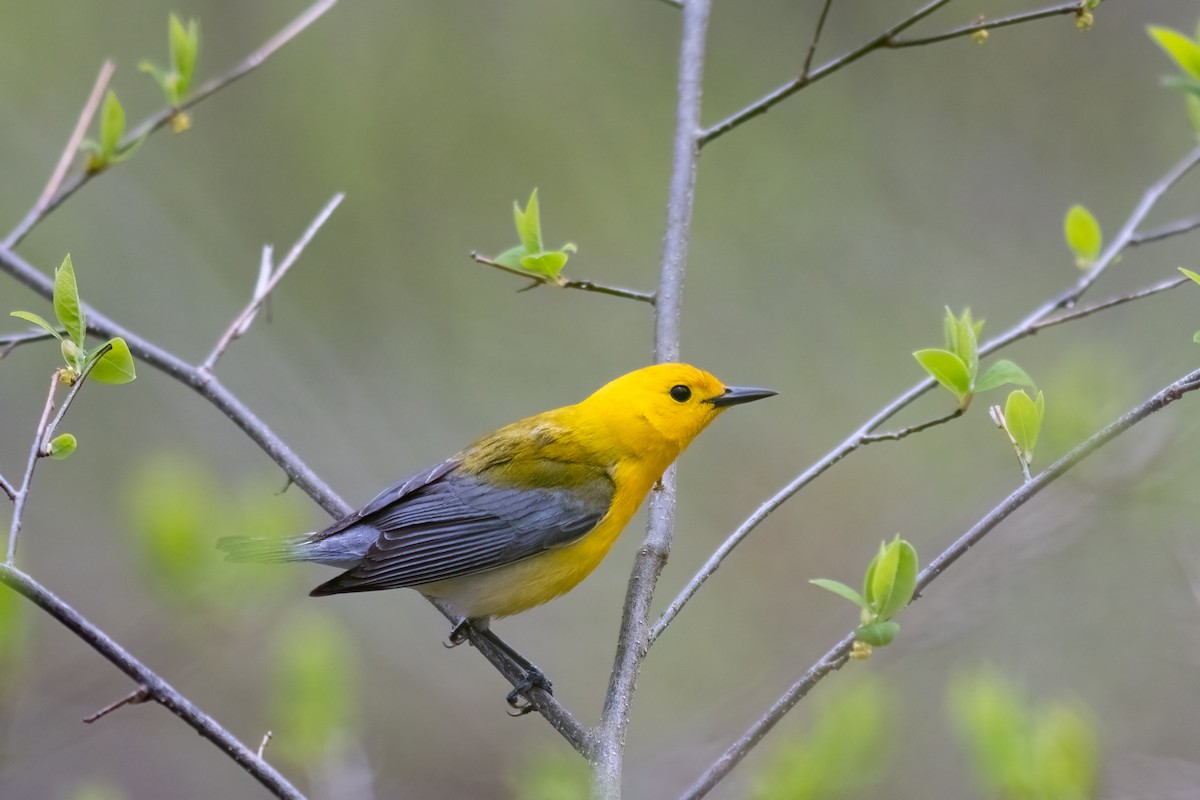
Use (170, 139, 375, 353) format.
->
(309, 462, 614, 596)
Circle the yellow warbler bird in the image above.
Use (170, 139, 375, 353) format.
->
(219, 363, 773, 703)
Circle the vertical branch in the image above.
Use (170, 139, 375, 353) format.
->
(592, 0, 712, 796)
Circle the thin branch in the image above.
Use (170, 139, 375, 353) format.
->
(0, 475, 15, 502)
(7, 344, 111, 563)
(888, 2, 1084, 48)
(1028, 274, 1191, 334)
(699, 0, 954, 147)
(203, 193, 345, 371)
(650, 142, 1200, 644)
(0, 328, 62, 359)
(6, 373, 60, 565)
(561, 278, 656, 305)
(654, 0, 684, 8)
(2, 0, 339, 250)
(699, 0, 1089, 148)
(0, 564, 305, 800)
(859, 407, 963, 444)
(469, 252, 655, 305)
(28, 61, 116, 225)
(1129, 214, 1200, 247)
(83, 685, 151, 724)
(680, 365, 1200, 800)
(593, 1, 712, 797)
(801, 0, 837, 79)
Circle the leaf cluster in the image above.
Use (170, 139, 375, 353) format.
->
(914, 308, 1033, 410)
(493, 189, 578, 284)
(810, 536, 918, 648)
(10, 254, 136, 386)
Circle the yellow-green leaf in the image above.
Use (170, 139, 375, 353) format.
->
(88, 337, 137, 384)
(1005, 389, 1043, 462)
(1064, 205, 1102, 266)
(1149, 25, 1200, 80)
(53, 254, 86, 347)
(914, 348, 971, 403)
(48, 433, 77, 460)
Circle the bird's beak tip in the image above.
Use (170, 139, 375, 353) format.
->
(708, 386, 777, 408)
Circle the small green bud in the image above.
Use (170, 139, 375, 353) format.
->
(47, 433, 77, 460)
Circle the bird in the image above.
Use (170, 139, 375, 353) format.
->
(218, 363, 774, 708)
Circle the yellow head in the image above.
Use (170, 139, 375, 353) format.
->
(576, 363, 776, 463)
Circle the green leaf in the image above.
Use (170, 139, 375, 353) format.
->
(856, 620, 899, 647)
(99, 90, 125, 161)
(1148, 26, 1200, 80)
(1193, 330, 1200, 344)
(1064, 205, 1102, 266)
(169, 14, 200, 96)
(9, 311, 62, 340)
(493, 245, 528, 270)
(867, 537, 918, 620)
(61, 339, 85, 374)
(1005, 389, 1043, 462)
(138, 60, 169, 89)
(809, 578, 870, 611)
(914, 349, 971, 403)
(87, 337, 137, 384)
(1180, 267, 1200, 285)
(47, 433, 77, 460)
(514, 189, 544, 255)
(520, 251, 569, 279)
(976, 359, 1035, 393)
(53, 254, 86, 348)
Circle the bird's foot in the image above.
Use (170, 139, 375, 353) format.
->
(506, 666, 553, 716)
(444, 617, 476, 649)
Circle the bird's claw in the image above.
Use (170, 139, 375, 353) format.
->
(444, 618, 473, 649)
(506, 667, 553, 716)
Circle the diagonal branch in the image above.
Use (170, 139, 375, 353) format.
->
(0, 564, 305, 800)
(699, 0, 1089, 148)
(2, 0, 339, 250)
(469, 252, 656, 305)
(203, 193, 345, 371)
(680, 365, 1200, 799)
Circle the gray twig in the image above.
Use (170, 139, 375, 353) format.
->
(699, 0, 1088, 148)
(203, 193, 345, 371)
(469, 252, 655, 305)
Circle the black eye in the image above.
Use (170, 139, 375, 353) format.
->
(669, 384, 692, 403)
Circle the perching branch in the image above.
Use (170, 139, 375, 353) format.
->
(698, 0, 1091, 148)
(0, 328, 63, 359)
(592, 0, 712, 796)
(2, 0, 338, 250)
(650, 141, 1200, 643)
(203, 193, 345, 372)
(0, 563, 306, 800)
(888, 2, 1088, 48)
(680, 365, 1200, 800)
(469, 252, 656, 305)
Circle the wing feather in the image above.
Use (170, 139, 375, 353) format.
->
(310, 458, 614, 596)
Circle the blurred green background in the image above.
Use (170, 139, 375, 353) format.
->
(3, 1, 1200, 798)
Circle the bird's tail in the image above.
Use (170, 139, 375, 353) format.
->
(216, 534, 309, 563)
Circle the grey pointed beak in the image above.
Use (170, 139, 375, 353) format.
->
(707, 385, 777, 408)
